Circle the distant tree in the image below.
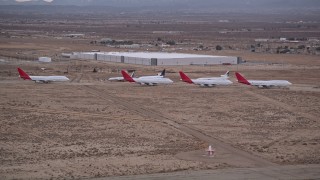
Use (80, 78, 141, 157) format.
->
(127, 41, 134, 45)
(316, 47, 320, 51)
(216, 45, 223, 50)
(166, 40, 176, 45)
(288, 37, 295, 41)
(280, 49, 290, 54)
(199, 45, 204, 49)
(297, 45, 305, 49)
(157, 37, 162, 41)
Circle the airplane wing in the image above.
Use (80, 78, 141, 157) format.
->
(145, 83, 156, 86)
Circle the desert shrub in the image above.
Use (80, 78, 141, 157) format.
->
(216, 45, 223, 50)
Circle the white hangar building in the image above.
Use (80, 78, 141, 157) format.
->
(72, 52, 241, 66)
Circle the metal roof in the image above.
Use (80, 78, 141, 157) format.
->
(81, 52, 228, 59)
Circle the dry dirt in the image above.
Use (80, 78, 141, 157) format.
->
(0, 58, 319, 179)
(0, 9, 320, 179)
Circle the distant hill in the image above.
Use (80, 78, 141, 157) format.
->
(0, 0, 50, 5)
(0, 0, 319, 8)
(51, 0, 320, 8)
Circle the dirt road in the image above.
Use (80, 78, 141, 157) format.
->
(82, 85, 276, 168)
(97, 164, 320, 180)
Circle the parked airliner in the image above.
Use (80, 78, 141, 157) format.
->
(108, 71, 135, 81)
(17, 68, 69, 83)
(139, 69, 166, 79)
(179, 71, 233, 87)
(235, 72, 292, 88)
(108, 69, 166, 81)
(196, 71, 230, 80)
(121, 70, 173, 86)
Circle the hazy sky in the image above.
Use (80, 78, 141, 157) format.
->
(3, 0, 320, 8)
(16, 0, 53, 2)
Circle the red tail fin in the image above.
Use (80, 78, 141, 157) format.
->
(179, 71, 193, 84)
(17, 68, 31, 80)
(121, 70, 135, 82)
(235, 72, 251, 85)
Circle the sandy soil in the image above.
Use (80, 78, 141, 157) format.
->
(0, 57, 319, 179)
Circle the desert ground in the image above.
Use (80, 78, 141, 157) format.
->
(0, 8, 320, 179)
(0, 58, 319, 179)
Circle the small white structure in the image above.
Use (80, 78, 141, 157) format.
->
(119, 44, 140, 49)
(206, 145, 215, 157)
(255, 38, 269, 42)
(64, 34, 85, 38)
(280, 38, 287, 41)
(39, 57, 51, 63)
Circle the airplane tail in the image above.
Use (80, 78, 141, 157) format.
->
(17, 68, 32, 80)
(121, 70, 135, 82)
(160, 69, 166, 77)
(130, 71, 135, 78)
(235, 72, 251, 85)
(221, 71, 230, 78)
(179, 71, 193, 84)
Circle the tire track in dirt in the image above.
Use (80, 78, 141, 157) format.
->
(2, 123, 60, 145)
(86, 74, 93, 82)
(69, 75, 78, 83)
(82, 85, 276, 167)
(245, 90, 318, 148)
(69, 73, 83, 83)
(245, 90, 318, 122)
(2, 106, 153, 123)
(70, 73, 82, 83)
(77, 73, 83, 83)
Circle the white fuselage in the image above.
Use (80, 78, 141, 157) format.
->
(248, 80, 292, 88)
(108, 77, 125, 81)
(132, 77, 173, 85)
(109, 75, 162, 81)
(197, 77, 228, 80)
(139, 75, 164, 79)
(192, 78, 233, 87)
(30, 76, 69, 83)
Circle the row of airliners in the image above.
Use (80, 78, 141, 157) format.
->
(120, 69, 291, 88)
(17, 68, 292, 88)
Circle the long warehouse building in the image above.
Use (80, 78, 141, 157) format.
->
(71, 52, 242, 66)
